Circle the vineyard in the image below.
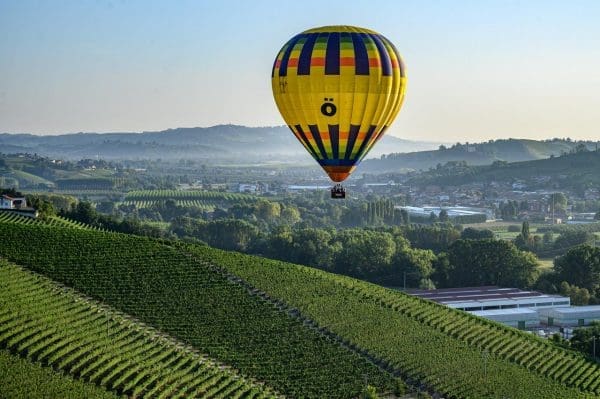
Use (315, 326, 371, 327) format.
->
(3, 217, 600, 398)
(121, 190, 260, 211)
(0, 211, 99, 230)
(0, 222, 400, 398)
(187, 245, 600, 399)
(124, 189, 257, 202)
(120, 199, 216, 211)
(0, 349, 116, 399)
(0, 260, 273, 398)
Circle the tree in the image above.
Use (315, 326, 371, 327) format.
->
(438, 209, 449, 222)
(559, 281, 591, 305)
(514, 221, 535, 251)
(549, 192, 568, 213)
(26, 195, 55, 220)
(595, 210, 600, 220)
(554, 245, 600, 294)
(289, 228, 339, 270)
(333, 230, 396, 278)
(570, 321, 600, 358)
(521, 221, 530, 239)
(254, 200, 281, 223)
(392, 247, 436, 288)
(553, 230, 594, 250)
(445, 239, 539, 288)
(280, 205, 301, 225)
(428, 211, 437, 223)
(460, 227, 494, 240)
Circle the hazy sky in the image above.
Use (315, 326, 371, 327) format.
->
(1, 0, 600, 142)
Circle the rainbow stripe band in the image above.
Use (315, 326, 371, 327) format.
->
(273, 32, 404, 78)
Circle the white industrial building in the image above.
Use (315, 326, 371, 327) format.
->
(407, 286, 571, 329)
(471, 308, 539, 329)
(408, 286, 570, 311)
(538, 306, 600, 327)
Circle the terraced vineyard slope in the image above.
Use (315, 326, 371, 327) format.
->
(185, 245, 600, 399)
(0, 211, 100, 230)
(0, 349, 117, 399)
(122, 189, 258, 211)
(0, 222, 400, 398)
(0, 260, 275, 398)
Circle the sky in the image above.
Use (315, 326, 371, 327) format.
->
(1, 0, 600, 142)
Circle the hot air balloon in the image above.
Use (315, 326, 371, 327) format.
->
(271, 25, 406, 198)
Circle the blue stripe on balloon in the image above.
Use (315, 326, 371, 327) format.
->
(308, 125, 329, 159)
(297, 33, 318, 75)
(351, 33, 369, 75)
(352, 125, 378, 160)
(329, 124, 339, 159)
(279, 34, 305, 77)
(369, 34, 392, 76)
(325, 32, 340, 75)
(318, 159, 357, 167)
(344, 124, 361, 160)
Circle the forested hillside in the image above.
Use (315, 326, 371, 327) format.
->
(362, 138, 599, 172)
(406, 149, 600, 190)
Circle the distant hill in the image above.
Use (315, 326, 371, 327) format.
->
(407, 149, 600, 190)
(361, 138, 599, 172)
(0, 125, 441, 162)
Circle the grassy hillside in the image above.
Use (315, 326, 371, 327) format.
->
(0, 222, 400, 398)
(361, 138, 599, 172)
(0, 220, 598, 398)
(0, 260, 273, 398)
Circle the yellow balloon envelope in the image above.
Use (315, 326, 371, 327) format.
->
(271, 25, 407, 182)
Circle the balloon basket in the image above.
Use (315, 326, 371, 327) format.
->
(330, 184, 346, 199)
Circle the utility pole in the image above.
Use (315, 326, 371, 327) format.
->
(593, 336, 596, 360)
(552, 194, 555, 225)
(403, 272, 406, 290)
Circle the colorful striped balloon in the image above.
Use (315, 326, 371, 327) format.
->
(271, 25, 407, 182)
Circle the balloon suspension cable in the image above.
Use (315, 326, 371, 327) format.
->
(330, 183, 346, 199)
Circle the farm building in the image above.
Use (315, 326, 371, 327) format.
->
(538, 306, 600, 327)
(470, 308, 539, 329)
(0, 195, 27, 210)
(407, 286, 570, 311)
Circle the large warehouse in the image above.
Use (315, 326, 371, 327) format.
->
(471, 308, 539, 329)
(538, 306, 600, 327)
(408, 286, 570, 311)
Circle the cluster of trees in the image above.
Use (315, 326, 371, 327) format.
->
(169, 216, 540, 290)
(536, 245, 600, 304)
(512, 221, 597, 258)
(117, 194, 416, 229)
(62, 202, 166, 238)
